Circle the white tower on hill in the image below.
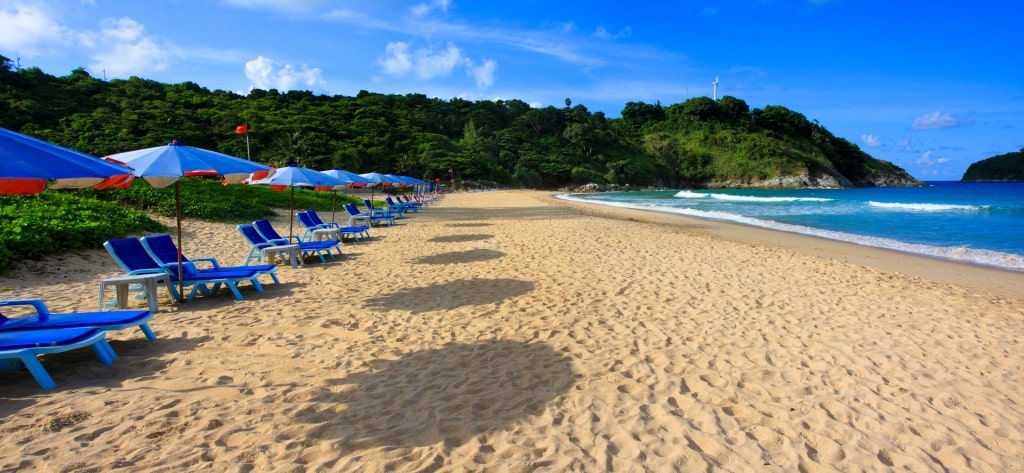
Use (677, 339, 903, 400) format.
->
(712, 76, 720, 101)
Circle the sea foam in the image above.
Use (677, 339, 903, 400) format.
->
(556, 193, 1024, 272)
(868, 201, 982, 212)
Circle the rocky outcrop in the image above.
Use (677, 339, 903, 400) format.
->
(561, 168, 923, 192)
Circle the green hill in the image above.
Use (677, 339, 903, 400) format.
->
(0, 55, 920, 189)
(961, 149, 1024, 181)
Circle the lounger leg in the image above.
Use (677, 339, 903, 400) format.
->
(139, 323, 157, 340)
(92, 339, 117, 363)
(250, 279, 264, 293)
(226, 282, 245, 300)
(18, 354, 57, 390)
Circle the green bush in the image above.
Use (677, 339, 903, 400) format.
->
(0, 192, 166, 272)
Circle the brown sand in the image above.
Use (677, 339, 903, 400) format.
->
(1, 190, 1021, 472)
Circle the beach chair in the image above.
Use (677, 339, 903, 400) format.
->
(295, 211, 342, 242)
(399, 194, 426, 209)
(348, 202, 395, 227)
(366, 198, 404, 219)
(140, 234, 280, 285)
(386, 196, 419, 213)
(0, 299, 156, 341)
(104, 237, 265, 302)
(237, 224, 301, 267)
(338, 204, 373, 229)
(303, 210, 370, 242)
(252, 219, 343, 263)
(0, 328, 114, 389)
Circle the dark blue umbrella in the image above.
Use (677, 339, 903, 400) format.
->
(320, 169, 375, 224)
(106, 141, 273, 301)
(321, 168, 374, 187)
(0, 127, 134, 194)
(359, 172, 406, 201)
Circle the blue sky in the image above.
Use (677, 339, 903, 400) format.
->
(2, 0, 1021, 181)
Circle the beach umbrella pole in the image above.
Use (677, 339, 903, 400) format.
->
(175, 181, 185, 303)
(289, 187, 295, 240)
(331, 191, 337, 224)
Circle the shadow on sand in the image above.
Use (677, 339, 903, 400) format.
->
(412, 249, 506, 265)
(305, 340, 579, 453)
(363, 278, 533, 313)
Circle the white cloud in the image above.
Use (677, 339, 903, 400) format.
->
(380, 42, 413, 75)
(0, 3, 71, 54)
(915, 150, 952, 166)
(85, 18, 172, 77)
(325, 7, 600, 67)
(467, 58, 497, 89)
(221, 0, 329, 14)
(415, 43, 463, 79)
(594, 25, 632, 40)
(244, 55, 326, 92)
(380, 41, 463, 80)
(860, 133, 881, 147)
(911, 111, 963, 130)
(380, 41, 495, 88)
(411, 0, 452, 18)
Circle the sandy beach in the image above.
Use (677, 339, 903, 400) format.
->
(1, 190, 1022, 472)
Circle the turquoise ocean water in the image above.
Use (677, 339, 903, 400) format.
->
(558, 182, 1024, 272)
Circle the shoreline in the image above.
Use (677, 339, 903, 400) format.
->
(552, 191, 1024, 297)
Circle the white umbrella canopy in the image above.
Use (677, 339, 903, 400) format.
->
(106, 140, 273, 301)
(250, 165, 347, 237)
(107, 140, 270, 188)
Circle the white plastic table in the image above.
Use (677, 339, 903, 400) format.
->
(259, 243, 300, 268)
(98, 273, 164, 313)
(311, 228, 341, 242)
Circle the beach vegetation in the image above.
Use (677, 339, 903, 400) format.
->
(0, 179, 364, 271)
(961, 149, 1024, 181)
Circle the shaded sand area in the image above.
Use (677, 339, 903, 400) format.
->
(1, 190, 1021, 472)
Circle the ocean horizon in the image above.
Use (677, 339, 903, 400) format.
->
(558, 181, 1024, 273)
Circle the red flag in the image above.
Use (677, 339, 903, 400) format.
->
(235, 124, 248, 134)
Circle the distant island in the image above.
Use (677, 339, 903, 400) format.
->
(0, 55, 921, 189)
(962, 149, 1024, 182)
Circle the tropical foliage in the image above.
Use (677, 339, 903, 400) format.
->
(0, 55, 914, 189)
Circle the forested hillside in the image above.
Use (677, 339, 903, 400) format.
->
(961, 149, 1024, 181)
(0, 55, 919, 189)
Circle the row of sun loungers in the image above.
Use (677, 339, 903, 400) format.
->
(1, 194, 440, 389)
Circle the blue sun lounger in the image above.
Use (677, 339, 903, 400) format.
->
(298, 210, 370, 242)
(140, 234, 280, 285)
(387, 196, 420, 213)
(0, 299, 155, 340)
(253, 219, 343, 263)
(104, 237, 265, 302)
(347, 203, 394, 227)
(0, 328, 115, 389)
(365, 198, 404, 219)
